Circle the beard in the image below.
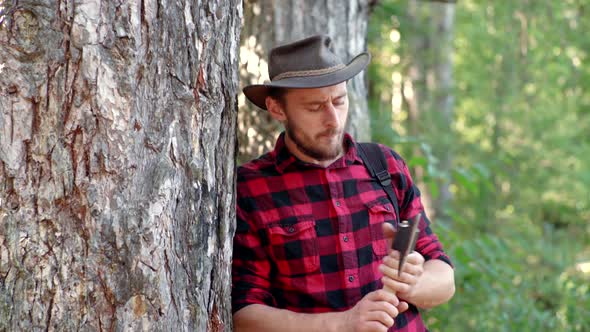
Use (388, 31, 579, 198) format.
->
(285, 122, 344, 162)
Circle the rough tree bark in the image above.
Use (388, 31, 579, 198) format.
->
(0, 0, 240, 331)
(238, 0, 374, 163)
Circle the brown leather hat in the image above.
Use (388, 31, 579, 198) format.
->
(243, 34, 371, 110)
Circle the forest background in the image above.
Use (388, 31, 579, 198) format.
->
(369, 1, 590, 330)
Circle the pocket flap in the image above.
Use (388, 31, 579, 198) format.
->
(366, 201, 395, 214)
(267, 220, 315, 237)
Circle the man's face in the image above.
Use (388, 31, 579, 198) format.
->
(275, 82, 349, 163)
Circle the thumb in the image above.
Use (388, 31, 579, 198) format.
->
(397, 301, 410, 314)
(382, 222, 396, 252)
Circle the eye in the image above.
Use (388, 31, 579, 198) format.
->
(333, 98, 345, 106)
(307, 104, 322, 112)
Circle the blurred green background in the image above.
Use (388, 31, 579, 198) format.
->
(368, 1, 590, 330)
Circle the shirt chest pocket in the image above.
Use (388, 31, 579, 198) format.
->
(266, 219, 320, 276)
(366, 201, 397, 257)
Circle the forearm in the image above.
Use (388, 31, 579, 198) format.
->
(233, 304, 344, 332)
(405, 259, 455, 309)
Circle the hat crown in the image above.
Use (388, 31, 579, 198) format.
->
(269, 35, 343, 81)
(242, 34, 370, 110)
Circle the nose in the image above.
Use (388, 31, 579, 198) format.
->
(323, 102, 340, 128)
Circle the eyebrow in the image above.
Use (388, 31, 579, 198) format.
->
(302, 93, 347, 106)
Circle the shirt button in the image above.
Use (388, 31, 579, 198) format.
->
(343, 236, 349, 242)
(288, 227, 295, 233)
(335, 201, 341, 207)
(348, 275, 355, 282)
(385, 205, 390, 211)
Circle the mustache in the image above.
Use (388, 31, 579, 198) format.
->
(317, 129, 340, 138)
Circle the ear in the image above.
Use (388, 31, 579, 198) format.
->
(266, 96, 287, 122)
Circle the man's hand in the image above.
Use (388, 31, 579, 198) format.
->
(340, 289, 409, 332)
(380, 222, 455, 309)
(379, 250, 425, 300)
(380, 222, 425, 301)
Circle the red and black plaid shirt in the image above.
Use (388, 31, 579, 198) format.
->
(232, 133, 452, 331)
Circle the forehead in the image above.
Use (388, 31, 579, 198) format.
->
(285, 82, 348, 101)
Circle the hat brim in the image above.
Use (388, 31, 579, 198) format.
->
(243, 52, 371, 110)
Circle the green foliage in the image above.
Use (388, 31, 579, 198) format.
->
(428, 227, 590, 331)
(369, 0, 590, 330)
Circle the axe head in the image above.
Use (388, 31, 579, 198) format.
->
(391, 214, 420, 276)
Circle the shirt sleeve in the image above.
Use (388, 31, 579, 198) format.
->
(232, 198, 276, 314)
(385, 147, 453, 267)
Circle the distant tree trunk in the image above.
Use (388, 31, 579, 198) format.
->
(430, 2, 455, 223)
(404, 0, 433, 217)
(404, 0, 455, 222)
(239, 0, 374, 163)
(0, 1, 240, 331)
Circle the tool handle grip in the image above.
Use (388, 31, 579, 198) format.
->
(383, 284, 396, 295)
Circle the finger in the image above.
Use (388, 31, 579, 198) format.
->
(399, 261, 423, 278)
(382, 255, 403, 271)
(382, 255, 407, 274)
(371, 301, 399, 319)
(379, 261, 399, 277)
(379, 263, 418, 285)
(366, 289, 400, 306)
(365, 310, 395, 329)
(383, 256, 423, 278)
(405, 251, 425, 265)
(403, 263, 423, 278)
(360, 321, 390, 332)
(388, 250, 401, 260)
(381, 275, 412, 294)
(397, 301, 410, 314)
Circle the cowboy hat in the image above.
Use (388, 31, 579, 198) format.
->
(243, 34, 371, 110)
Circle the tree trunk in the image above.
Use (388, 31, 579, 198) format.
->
(238, 0, 374, 163)
(404, 0, 433, 218)
(0, 1, 240, 331)
(404, 0, 455, 222)
(429, 2, 455, 223)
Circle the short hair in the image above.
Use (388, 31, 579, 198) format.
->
(268, 87, 288, 106)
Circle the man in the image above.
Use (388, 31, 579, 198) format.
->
(233, 35, 454, 332)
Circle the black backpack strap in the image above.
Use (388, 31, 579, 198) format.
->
(357, 142, 401, 225)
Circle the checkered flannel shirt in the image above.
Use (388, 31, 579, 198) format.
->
(232, 133, 452, 332)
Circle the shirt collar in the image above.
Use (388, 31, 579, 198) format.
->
(272, 132, 363, 174)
